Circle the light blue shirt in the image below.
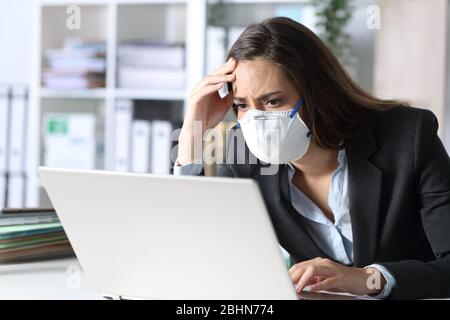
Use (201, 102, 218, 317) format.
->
(174, 150, 396, 298)
(285, 149, 395, 298)
(286, 149, 353, 265)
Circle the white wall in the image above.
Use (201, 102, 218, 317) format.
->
(347, 0, 377, 92)
(374, 0, 448, 139)
(0, 0, 33, 85)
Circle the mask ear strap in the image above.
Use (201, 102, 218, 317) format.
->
(290, 96, 312, 138)
(289, 96, 305, 118)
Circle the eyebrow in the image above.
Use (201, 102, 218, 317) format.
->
(233, 91, 283, 102)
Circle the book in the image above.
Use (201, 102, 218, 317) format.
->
(0, 233, 67, 250)
(131, 120, 151, 173)
(0, 175, 5, 210)
(117, 65, 185, 90)
(7, 86, 27, 174)
(43, 113, 96, 170)
(114, 100, 133, 172)
(151, 120, 173, 175)
(0, 86, 9, 174)
(43, 39, 106, 89)
(47, 57, 106, 73)
(0, 208, 73, 263)
(6, 173, 25, 209)
(206, 27, 227, 74)
(42, 71, 105, 89)
(118, 41, 185, 68)
(0, 231, 65, 245)
(46, 47, 105, 60)
(0, 223, 64, 241)
(1, 207, 56, 214)
(227, 27, 246, 51)
(0, 240, 74, 263)
(0, 212, 59, 227)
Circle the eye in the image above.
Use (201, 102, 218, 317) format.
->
(235, 103, 248, 110)
(265, 98, 283, 108)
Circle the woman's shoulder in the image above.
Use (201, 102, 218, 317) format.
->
(372, 104, 435, 120)
(363, 105, 440, 160)
(369, 105, 438, 134)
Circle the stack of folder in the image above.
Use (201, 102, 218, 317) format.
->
(0, 208, 74, 263)
(42, 39, 106, 89)
(117, 40, 185, 90)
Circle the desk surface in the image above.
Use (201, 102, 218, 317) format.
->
(2, 258, 447, 300)
(0, 258, 361, 300)
(0, 258, 374, 300)
(0, 258, 102, 300)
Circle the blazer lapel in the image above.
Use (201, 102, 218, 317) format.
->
(277, 165, 329, 261)
(254, 163, 327, 262)
(347, 122, 383, 267)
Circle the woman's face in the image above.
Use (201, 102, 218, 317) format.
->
(232, 58, 301, 120)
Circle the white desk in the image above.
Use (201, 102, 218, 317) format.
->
(0, 258, 102, 300)
(0, 258, 374, 300)
(2, 258, 448, 300)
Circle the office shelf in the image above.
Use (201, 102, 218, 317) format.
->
(114, 88, 186, 101)
(27, 0, 314, 207)
(40, 88, 108, 99)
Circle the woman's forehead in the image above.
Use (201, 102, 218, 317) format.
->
(232, 59, 294, 99)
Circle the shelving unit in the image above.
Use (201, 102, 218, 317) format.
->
(27, 0, 315, 207)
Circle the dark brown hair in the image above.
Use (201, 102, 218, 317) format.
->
(227, 17, 404, 150)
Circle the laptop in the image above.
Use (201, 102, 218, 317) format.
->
(38, 167, 366, 300)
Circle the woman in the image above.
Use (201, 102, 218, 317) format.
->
(175, 17, 450, 299)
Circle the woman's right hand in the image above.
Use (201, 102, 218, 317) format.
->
(177, 58, 237, 165)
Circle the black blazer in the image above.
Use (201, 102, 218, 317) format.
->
(177, 106, 450, 299)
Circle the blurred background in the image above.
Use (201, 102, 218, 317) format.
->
(0, 0, 449, 210)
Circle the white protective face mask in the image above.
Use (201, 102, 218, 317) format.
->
(237, 97, 311, 164)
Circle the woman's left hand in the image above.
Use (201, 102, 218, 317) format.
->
(288, 257, 386, 296)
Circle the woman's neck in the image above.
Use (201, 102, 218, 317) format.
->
(289, 142, 339, 177)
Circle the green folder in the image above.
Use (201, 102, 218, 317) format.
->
(0, 234, 68, 250)
(0, 223, 64, 241)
